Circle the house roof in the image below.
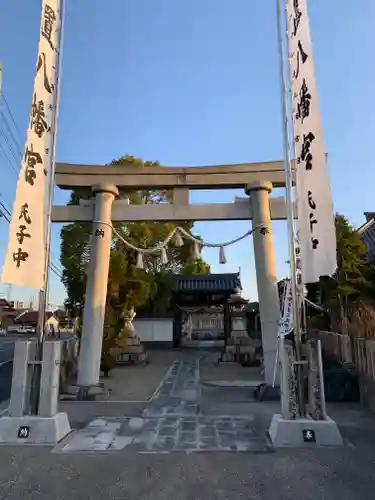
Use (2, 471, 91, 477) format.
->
(357, 216, 375, 236)
(176, 273, 242, 294)
(14, 311, 55, 324)
(357, 213, 375, 262)
(0, 299, 10, 308)
(228, 295, 248, 304)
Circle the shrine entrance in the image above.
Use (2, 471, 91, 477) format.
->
(172, 274, 241, 349)
(52, 160, 288, 386)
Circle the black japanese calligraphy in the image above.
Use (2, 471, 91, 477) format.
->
(13, 248, 29, 268)
(95, 229, 105, 238)
(292, 0, 302, 37)
(296, 79, 311, 123)
(41, 4, 56, 51)
(297, 132, 315, 170)
(308, 190, 316, 210)
(311, 238, 319, 249)
(25, 167, 36, 186)
(16, 225, 31, 245)
(30, 93, 50, 138)
(19, 204, 32, 225)
(293, 40, 309, 80)
(307, 191, 319, 249)
(309, 212, 317, 232)
(24, 144, 43, 186)
(15, 204, 32, 268)
(36, 52, 52, 94)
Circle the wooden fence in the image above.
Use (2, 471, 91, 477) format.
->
(319, 330, 375, 411)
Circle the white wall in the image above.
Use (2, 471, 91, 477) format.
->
(134, 318, 173, 343)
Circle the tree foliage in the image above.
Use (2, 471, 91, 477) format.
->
(306, 214, 375, 331)
(60, 154, 210, 318)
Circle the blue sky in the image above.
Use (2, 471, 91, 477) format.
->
(0, 0, 374, 306)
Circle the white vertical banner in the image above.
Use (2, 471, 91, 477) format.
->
(285, 0, 337, 283)
(1, 1, 62, 289)
(279, 279, 293, 337)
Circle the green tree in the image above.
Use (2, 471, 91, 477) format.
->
(306, 214, 375, 331)
(60, 194, 92, 315)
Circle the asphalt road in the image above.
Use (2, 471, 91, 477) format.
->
(0, 338, 15, 403)
(0, 338, 15, 363)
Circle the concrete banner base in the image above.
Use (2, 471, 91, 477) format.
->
(269, 413, 343, 447)
(0, 412, 71, 445)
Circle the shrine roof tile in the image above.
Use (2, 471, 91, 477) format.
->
(176, 273, 241, 294)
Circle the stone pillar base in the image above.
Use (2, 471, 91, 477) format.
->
(268, 413, 343, 447)
(111, 337, 149, 365)
(61, 384, 105, 401)
(0, 413, 71, 445)
(220, 334, 261, 364)
(254, 383, 281, 401)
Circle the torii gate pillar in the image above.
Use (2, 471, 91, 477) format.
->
(246, 181, 280, 385)
(77, 184, 119, 390)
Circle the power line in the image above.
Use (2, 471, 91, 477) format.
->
(0, 201, 11, 217)
(0, 110, 23, 158)
(0, 91, 24, 143)
(0, 132, 18, 176)
(0, 124, 20, 167)
(0, 90, 23, 178)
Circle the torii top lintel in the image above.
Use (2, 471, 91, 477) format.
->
(54, 160, 288, 190)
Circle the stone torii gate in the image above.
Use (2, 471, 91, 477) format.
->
(52, 159, 292, 390)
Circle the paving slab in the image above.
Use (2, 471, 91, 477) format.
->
(55, 353, 272, 454)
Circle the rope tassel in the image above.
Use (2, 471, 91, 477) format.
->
(219, 246, 227, 264)
(173, 230, 184, 247)
(136, 252, 144, 269)
(160, 246, 169, 265)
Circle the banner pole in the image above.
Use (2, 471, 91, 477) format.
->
(31, 0, 65, 415)
(273, 279, 287, 388)
(276, 0, 305, 416)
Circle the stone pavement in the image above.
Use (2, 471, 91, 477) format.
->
(57, 353, 271, 453)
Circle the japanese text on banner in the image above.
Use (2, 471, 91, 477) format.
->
(285, 0, 336, 283)
(1, 1, 61, 289)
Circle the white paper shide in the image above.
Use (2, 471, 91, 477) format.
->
(285, 0, 337, 283)
(1, 1, 61, 289)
